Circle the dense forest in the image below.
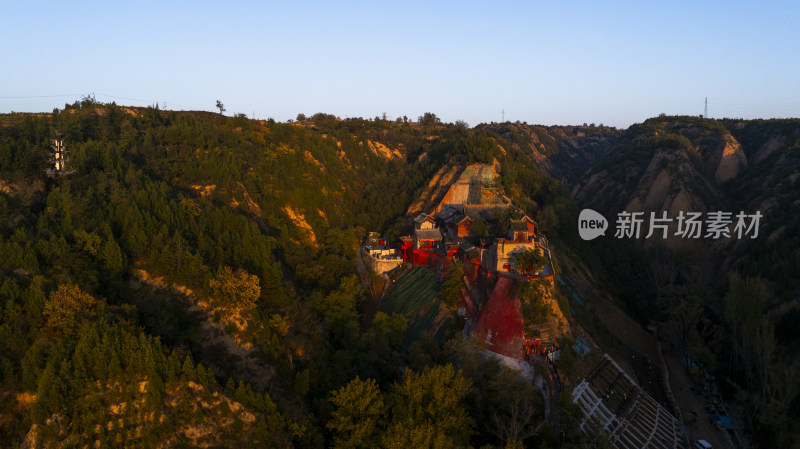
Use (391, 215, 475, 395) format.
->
(0, 100, 583, 448)
(2, 100, 798, 448)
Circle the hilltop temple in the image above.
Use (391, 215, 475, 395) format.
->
(363, 163, 554, 280)
(361, 162, 563, 369)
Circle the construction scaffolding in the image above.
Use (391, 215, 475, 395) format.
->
(572, 355, 688, 449)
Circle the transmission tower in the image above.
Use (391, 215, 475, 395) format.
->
(502, 109, 505, 122)
(704, 97, 708, 118)
(47, 134, 72, 177)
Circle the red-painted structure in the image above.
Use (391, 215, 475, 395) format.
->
(401, 244, 452, 274)
(473, 276, 525, 359)
(378, 166, 554, 362)
(509, 215, 539, 242)
(412, 249, 431, 266)
(525, 337, 542, 356)
(400, 237, 414, 263)
(446, 245, 460, 258)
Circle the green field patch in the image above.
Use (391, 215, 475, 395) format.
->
(379, 266, 452, 347)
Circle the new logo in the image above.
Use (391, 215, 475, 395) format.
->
(578, 209, 608, 240)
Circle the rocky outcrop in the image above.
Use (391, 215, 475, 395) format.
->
(713, 133, 747, 183)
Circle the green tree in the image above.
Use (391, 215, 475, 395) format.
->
(442, 262, 465, 307)
(384, 364, 474, 449)
(471, 218, 490, 239)
(101, 236, 124, 273)
(43, 284, 102, 336)
(538, 205, 558, 231)
(364, 311, 408, 351)
(514, 249, 547, 273)
(519, 281, 549, 326)
(294, 369, 310, 396)
(208, 266, 261, 313)
(490, 209, 510, 238)
(181, 357, 196, 380)
(74, 229, 102, 256)
(312, 275, 360, 342)
(34, 360, 62, 422)
(417, 112, 441, 130)
(328, 376, 385, 449)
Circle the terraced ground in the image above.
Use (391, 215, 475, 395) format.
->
(379, 266, 452, 347)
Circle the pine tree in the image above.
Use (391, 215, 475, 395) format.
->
(101, 236, 124, 273)
(180, 357, 195, 381)
(328, 376, 385, 449)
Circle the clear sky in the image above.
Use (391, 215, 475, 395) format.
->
(2, 1, 799, 128)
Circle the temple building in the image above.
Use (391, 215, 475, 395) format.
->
(413, 213, 442, 250)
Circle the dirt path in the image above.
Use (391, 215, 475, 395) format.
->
(664, 353, 732, 449)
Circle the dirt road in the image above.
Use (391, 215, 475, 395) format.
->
(664, 353, 733, 449)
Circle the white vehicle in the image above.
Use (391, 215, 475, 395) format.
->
(694, 440, 712, 449)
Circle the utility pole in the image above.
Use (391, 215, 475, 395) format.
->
(704, 97, 708, 118)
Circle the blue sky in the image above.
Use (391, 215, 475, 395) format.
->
(2, 1, 799, 128)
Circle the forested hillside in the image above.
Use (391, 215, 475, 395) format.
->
(489, 116, 800, 448)
(0, 101, 581, 448)
(4, 99, 797, 448)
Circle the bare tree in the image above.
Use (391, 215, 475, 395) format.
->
(754, 315, 775, 410)
(770, 358, 799, 412)
(493, 394, 543, 449)
(724, 274, 765, 380)
(215, 100, 226, 115)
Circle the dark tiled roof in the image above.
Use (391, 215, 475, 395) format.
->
(414, 213, 433, 224)
(465, 208, 493, 221)
(414, 229, 442, 240)
(436, 206, 462, 222)
(511, 220, 529, 232)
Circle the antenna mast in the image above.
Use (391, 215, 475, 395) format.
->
(704, 97, 708, 118)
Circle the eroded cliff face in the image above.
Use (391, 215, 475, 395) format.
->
(405, 163, 465, 217)
(484, 117, 799, 257)
(579, 120, 786, 215)
(477, 122, 622, 183)
(712, 133, 748, 183)
(577, 146, 723, 218)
